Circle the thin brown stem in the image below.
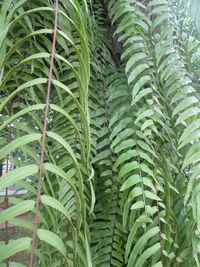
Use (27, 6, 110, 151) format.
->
(29, 0, 59, 266)
(4, 124, 12, 242)
(4, 123, 12, 267)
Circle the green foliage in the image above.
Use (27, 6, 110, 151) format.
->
(0, 0, 200, 266)
(178, 0, 200, 32)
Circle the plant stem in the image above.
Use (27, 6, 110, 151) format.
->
(29, 0, 59, 266)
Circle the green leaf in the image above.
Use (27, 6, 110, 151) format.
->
(41, 195, 73, 224)
(0, 200, 35, 224)
(132, 75, 151, 100)
(182, 144, 200, 170)
(44, 163, 81, 225)
(145, 191, 161, 201)
(0, 238, 31, 262)
(120, 175, 140, 191)
(0, 133, 41, 160)
(9, 262, 26, 267)
(128, 187, 143, 201)
(115, 139, 136, 154)
(132, 88, 152, 106)
(114, 150, 137, 169)
(9, 263, 27, 267)
(0, 104, 45, 131)
(172, 96, 198, 117)
(128, 64, 149, 85)
(127, 227, 159, 266)
(0, 165, 38, 190)
(119, 161, 139, 179)
(0, 78, 47, 112)
(153, 12, 170, 28)
(178, 130, 200, 149)
(7, 218, 33, 231)
(47, 131, 83, 189)
(178, 120, 200, 145)
(152, 262, 162, 267)
(175, 107, 200, 126)
(135, 109, 154, 124)
(135, 243, 161, 267)
(131, 201, 145, 210)
(125, 52, 147, 73)
(125, 215, 152, 261)
(37, 229, 67, 259)
(185, 165, 200, 204)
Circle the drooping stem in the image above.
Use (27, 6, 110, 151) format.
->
(29, 0, 59, 266)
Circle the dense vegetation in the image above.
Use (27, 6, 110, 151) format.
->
(0, 0, 200, 266)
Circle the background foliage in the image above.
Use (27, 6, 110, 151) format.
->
(0, 0, 200, 266)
